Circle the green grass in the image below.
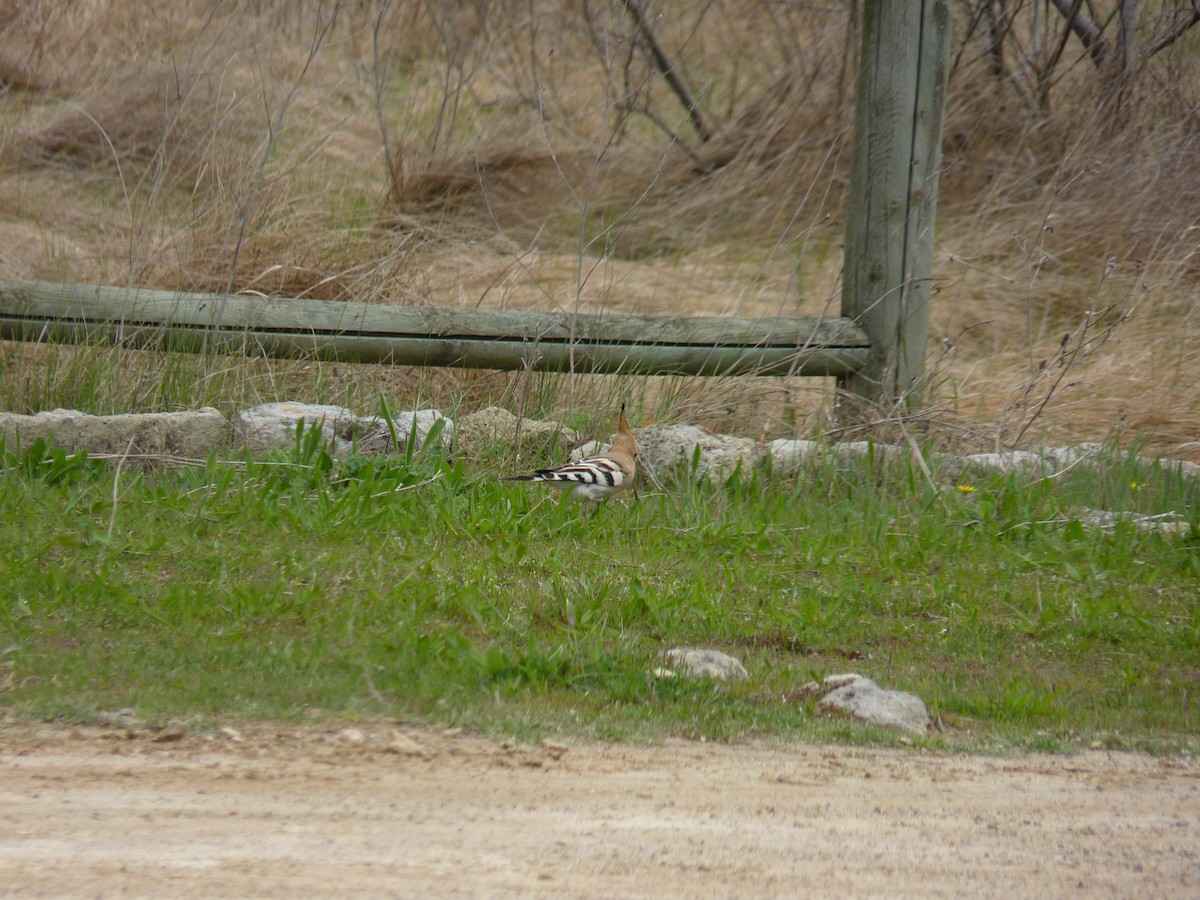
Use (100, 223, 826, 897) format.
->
(1, 427, 1198, 753)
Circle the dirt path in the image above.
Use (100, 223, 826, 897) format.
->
(1, 722, 1197, 898)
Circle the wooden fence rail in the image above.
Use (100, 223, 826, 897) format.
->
(0, 279, 870, 378)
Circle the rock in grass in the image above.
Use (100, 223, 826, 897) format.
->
(355, 408, 454, 455)
(809, 673, 930, 734)
(764, 438, 820, 473)
(943, 450, 1055, 482)
(766, 438, 909, 474)
(234, 402, 451, 456)
(234, 402, 357, 454)
(455, 407, 578, 460)
(0, 407, 229, 455)
(635, 424, 761, 484)
(659, 648, 749, 681)
(1075, 508, 1192, 536)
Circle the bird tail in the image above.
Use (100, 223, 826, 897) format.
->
(504, 469, 570, 483)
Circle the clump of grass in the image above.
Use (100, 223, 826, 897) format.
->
(16, 69, 219, 178)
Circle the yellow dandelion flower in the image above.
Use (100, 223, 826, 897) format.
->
(956, 484, 977, 493)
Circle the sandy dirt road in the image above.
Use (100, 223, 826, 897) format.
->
(1, 722, 1198, 898)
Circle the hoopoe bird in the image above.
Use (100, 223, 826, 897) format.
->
(505, 404, 638, 503)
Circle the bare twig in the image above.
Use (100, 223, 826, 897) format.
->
(1143, 4, 1200, 58)
(613, 97, 702, 163)
(225, 3, 341, 295)
(1047, 0, 1110, 70)
(372, 0, 400, 200)
(1007, 300, 1137, 448)
(368, 469, 445, 499)
(619, 0, 713, 142)
(949, 1, 991, 83)
(1038, 0, 1085, 107)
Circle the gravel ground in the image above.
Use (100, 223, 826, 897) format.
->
(1, 722, 1198, 897)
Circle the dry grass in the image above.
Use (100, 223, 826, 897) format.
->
(1, 1, 1198, 455)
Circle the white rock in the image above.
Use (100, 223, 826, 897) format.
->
(0, 407, 230, 456)
(766, 438, 821, 472)
(355, 408, 454, 455)
(814, 673, 930, 734)
(1076, 508, 1191, 535)
(1040, 443, 1106, 469)
(957, 450, 1054, 477)
(635, 424, 762, 483)
(950, 443, 1200, 486)
(338, 727, 366, 744)
(766, 437, 915, 474)
(386, 729, 430, 758)
(455, 407, 578, 460)
(569, 439, 606, 462)
(234, 402, 358, 454)
(234, 402, 451, 456)
(661, 648, 749, 681)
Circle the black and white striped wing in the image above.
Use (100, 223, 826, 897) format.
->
(526, 457, 627, 488)
(508, 455, 631, 501)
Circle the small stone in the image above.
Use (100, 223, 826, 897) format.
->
(153, 722, 189, 742)
(540, 740, 569, 760)
(386, 730, 429, 758)
(219, 727, 243, 743)
(814, 674, 930, 734)
(96, 708, 138, 726)
(662, 648, 749, 681)
(338, 727, 366, 745)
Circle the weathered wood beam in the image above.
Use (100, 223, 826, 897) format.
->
(839, 0, 950, 403)
(0, 279, 869, 378)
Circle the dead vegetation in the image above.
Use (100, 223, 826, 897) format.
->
(0, 1, 1197, 456)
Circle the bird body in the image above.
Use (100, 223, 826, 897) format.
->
(505, 405, 638, 503)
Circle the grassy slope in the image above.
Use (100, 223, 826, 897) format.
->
(3, 432, 1197, 751)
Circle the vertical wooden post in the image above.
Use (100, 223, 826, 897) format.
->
(839, 0, 950, 406)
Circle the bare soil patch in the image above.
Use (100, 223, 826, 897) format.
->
(2, 722, 1197, 897)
